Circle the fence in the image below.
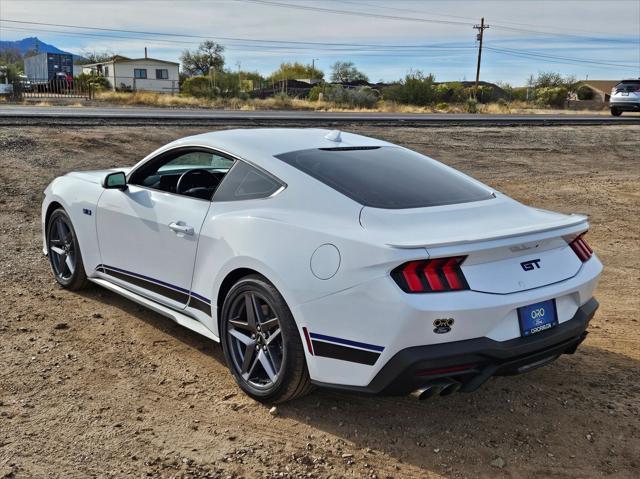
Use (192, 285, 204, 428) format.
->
(13, 77, 93, 100)
(10, 75, 180, 100)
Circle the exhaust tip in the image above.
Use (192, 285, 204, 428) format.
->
(411, 384, 444, 401)
(439, 381, 461, 396)
(411, 385, 440, 400)
(412, 380, 461, 400)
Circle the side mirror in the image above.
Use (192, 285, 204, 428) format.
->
(103, 171, 127, 190)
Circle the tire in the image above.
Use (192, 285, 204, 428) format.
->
(611, 107, 622, 116)
(46, 208, 90, 291)
(220, 275, 313, 403)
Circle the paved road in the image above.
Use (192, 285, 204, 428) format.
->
(1, 104, 639, 126)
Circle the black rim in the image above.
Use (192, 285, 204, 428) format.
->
(226, 291, 283, 390)
(49, 216, 76, 281)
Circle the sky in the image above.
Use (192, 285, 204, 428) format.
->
(1, 0, 639, 85)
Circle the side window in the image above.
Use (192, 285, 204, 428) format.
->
(213, 161, 283, 201)
(134, 69, 147, 79)
(129, 149, 235, 200)
(156, 69, 169, 80)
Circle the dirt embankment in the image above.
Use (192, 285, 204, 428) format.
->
(0, 125, 638, 478)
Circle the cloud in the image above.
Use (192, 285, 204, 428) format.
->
(1, 0, 638, 83)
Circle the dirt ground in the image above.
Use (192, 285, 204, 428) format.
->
(0, 124, 638, 479)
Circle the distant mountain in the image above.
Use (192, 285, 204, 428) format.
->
(0, 37, 71, 56)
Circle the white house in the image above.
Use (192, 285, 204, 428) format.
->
(82, 53, 179, 94)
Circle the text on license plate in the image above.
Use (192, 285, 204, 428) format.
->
(518, 299, 558, 337)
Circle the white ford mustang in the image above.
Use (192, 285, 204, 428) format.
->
(42, 128, 602, 403)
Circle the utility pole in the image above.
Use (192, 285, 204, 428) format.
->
(236, 61, 242, 93)
(311, 58, 319, 83)
(473, 17, 489, 99)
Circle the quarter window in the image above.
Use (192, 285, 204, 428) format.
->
(213, 161, 283, 201)
(134, 69, 147, 79)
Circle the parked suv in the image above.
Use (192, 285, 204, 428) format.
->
(610, 79, 640, 116)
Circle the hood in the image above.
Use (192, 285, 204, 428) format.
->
(66, 167, 132, 184)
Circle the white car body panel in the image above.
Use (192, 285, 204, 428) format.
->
(41, 128, 603, 391)
(96, 185, 211, 310)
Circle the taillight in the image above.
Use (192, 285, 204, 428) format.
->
(392, 256, 469, 293)
(569, 234, 593, 262)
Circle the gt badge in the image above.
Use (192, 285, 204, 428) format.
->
(433, 318, 454, 334)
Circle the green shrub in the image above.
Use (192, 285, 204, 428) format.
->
(76, 72, 111, 91)
(535, 86, 568, 107)
(434, 82, 464, 103)
(512, 87, 530, 101)
(530, 71, 575, 89)
(465, 97, 479, 113)
(576, 84, 594, 100)
(308, 84, 322, 102)
(435, 102, 449, 110)
(182, 76, 216, 98)
(273, 92, 292, 108)
(323, 84, 378, 108)
(476, 85, 495, 103)
(384, 71, 436, 106)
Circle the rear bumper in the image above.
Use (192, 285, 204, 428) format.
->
(610, 102, 640, 111)
(312, 297, 598, 395)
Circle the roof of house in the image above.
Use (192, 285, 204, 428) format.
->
(580, 80, 621, 94)
(82, 56, 179, 67)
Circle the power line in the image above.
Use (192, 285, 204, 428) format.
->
(0, 25, 476, 57)
(485, 46, 640, 71)
(237, 0, 473, 26)
(238, 0, 637, 44)
(2, 18, 636, 73)
(0, 19, 475, 51)
(484, 46, 639, 70)
(340, 0, 627, 38)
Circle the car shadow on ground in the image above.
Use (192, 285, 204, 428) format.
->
(76, 285, 639, 476)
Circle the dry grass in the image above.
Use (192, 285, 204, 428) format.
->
(87, 91, 610, 115)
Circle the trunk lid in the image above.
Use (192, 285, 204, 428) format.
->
(360, 196, 588, 294)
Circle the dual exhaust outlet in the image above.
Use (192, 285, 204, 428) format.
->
(411, 379, 462, 400)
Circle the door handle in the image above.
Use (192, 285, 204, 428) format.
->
(169, 221, 194, 236)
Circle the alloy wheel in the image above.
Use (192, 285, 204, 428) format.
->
(226, 291, 284, 390)
(49, 216, 76, 280)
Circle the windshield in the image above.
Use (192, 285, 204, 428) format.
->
(276, 146, 494, 209)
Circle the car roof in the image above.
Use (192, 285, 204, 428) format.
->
(166, 128, 394, 161)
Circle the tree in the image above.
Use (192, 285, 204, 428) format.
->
(531, 71, 575, 89)
(180, 41, 225, 76)
(269, 62, 323, 81)
(0, 47, 23, 68)
(330, 61, 369, 83)
(77, 49, 115, 64)
(0, 48, 24, 82)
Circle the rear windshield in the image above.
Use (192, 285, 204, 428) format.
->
(614, 81, 640, 92)
(276, 146, 493, 209)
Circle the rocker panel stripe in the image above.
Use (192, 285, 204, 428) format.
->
(96, 264, 211, 313)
